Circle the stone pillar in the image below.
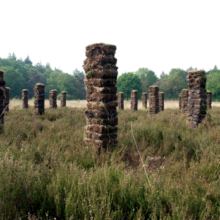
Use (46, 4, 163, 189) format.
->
(22, 89, 28, 109)
(61, 91, 66, 107)
(4, 87, 10, 112)
(207, 91, 212, 109)
(84, 43, 118, 152)
(187, 70, 207, 128)
(179, 94, 181, 110)
(159, 92, 164, 111)
(34, 83, 45, 115)
(0, 70, 6, 128)
(181, 89, 188, 114)
(149, 86, 159, 115)
(142, 93, 147, 109)
(118, 92, 124, 110)
(131, 90, 138, 111)
(49, 89, 57, 109)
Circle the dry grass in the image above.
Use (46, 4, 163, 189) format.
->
(9, 99, 220, 110)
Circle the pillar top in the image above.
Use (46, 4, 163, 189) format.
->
(5, 87, 10, 90)
(22, 89, 28, 91)
(61, 91, 67, 93)
(86, 43, 116, 51)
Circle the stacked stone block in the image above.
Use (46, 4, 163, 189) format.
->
(159, 92, 164, 111)
(34, 83, 45, 115)
(22, 89, 28, 109)
(61, 91, 66, 107)
(0, 70, 6, 127)
(207, 91, 212, 109)
(187, 70, 207, 128)
(84, 43, 118, 152)
(181, 89, 188, 114)
(179, 94, 182, 110)
(142, 92, 147, 109)
(149, 86, 159, 115)
(118, 92, 124, 110)
(131, 90, 138, 111)
(4, 87, 10, 112)
(49, 89, 57, 109)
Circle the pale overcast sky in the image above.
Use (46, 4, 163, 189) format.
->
(1, 0, 220, 77)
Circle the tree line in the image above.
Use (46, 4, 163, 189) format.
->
(0, 53, 86, 100)
(117, 66, 220, 101)
(1, 53, 220, 101)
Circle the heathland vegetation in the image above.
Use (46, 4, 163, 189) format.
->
(1, 106, 220, 219)
(1, 54, 220, 101)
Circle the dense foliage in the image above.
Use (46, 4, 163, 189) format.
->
(0, 53, 86, 100)
(1, 106, 220, 219)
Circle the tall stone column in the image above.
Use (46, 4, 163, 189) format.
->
(34, 83, 45, 115)
(179, 94, 181, 110)
(207, 91, 212, 109)
(142, 93, 147, 109)
(187, 70, 207, 128)
(0, 70, 6, 128)
(22, 89, 28, 109)
(159, 92, 164, 111)
(118, 92, 124, 110)
(131, 90, 138, 111)
(149, 86, 159, 115)
(181, 89, 188, 114)
(4, 87, 10, 112)
(61, 91, 66, 107)
(49, 89, 57, 109)
(84, 43, 118, 152)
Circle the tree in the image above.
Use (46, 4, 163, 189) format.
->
(24, 56, 32, 65)
(159, 68, 187, 99)
(135, 68, 158, 93)
(206, 69, 220, 101)
(0, 66, 25, 98)
(8, 53, 17, 61)
(117, 72, 142, 100)
(35, 62, 46, 74)
(73, 69, 86, 99)
(160, 71, 165, 79)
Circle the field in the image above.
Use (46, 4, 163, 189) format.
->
(9, 99, 220, 110)
(1, 104, 220, 219)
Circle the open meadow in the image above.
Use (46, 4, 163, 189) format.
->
(1, 105, 220, 219)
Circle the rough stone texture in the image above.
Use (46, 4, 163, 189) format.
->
(84, 43, 118, 152)
(142, 93, 147, 109)
(34, 83, 45, 115)
(4, 87, 10, 112)
(179, 94, 181, 110)
(207, 91, 212, 109)
(118, 92, 124, 110)
(181, 89, 188, 114)
(159, 92, 164, 111)
(131, 90, 138, 111)
(22, 89, 28, 109)
(187, 70, 207, 128)
(0, 70, 6, 128)
(61, 91, 66, 107)
(49, 89, 57, 109)
(149, 86, 159, 115)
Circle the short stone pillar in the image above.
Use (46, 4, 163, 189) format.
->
(61, 91, 66, 107)
(4, 87, 10, 112)
(131, 90, 138, 111)
(187, 70, 207, 128)
(149, 86, 159, 115)
(207, 91, 212, 109)
(49, 90, 57, 109)
(181, 89, 188, 114)
(84, 43, 118, 152)
(22, 89, 28, 109)
(34, 83, 45, 115)
(118, 92, 124, 110)
(159, 92, 164, 111)
(142, 93, 147, 109)
(0, 70, 6, 127)
(179, 94, 181, 110)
